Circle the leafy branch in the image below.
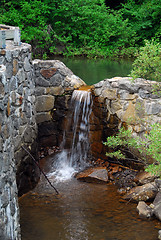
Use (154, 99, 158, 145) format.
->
(104, 123, 161, 176)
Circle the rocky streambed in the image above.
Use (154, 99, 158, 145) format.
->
(19, 152, 161, 240)
(75, 163, 161, 239)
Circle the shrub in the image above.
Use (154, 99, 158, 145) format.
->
(104, 123, 161, 176)
(130, 40, 161, 82)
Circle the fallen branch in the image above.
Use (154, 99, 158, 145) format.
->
(21, 145, 59, 195)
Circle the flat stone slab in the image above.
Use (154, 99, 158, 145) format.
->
(75, 167, 109, 183)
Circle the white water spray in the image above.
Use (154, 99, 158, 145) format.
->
(48, 89, 93, 182)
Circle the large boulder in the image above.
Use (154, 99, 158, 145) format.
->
(123, 182, 158, 202)
(75, 167, 109, 183)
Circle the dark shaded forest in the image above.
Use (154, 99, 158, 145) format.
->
(0, 0, 161, 58)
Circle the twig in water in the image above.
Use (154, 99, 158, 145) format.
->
(21, 145, 59, 195)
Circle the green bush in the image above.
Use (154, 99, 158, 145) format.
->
(130, 40, 161, 82)
(104, 123, 161, 176)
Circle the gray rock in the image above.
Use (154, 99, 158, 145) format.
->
(153, 191, 161, 206)
(5, 50, 12, 62)
(118, 90, 137, 100)
(137, 201, 153, 218)
(35, 76, 50, 87)
(155, 179, 161, 190)
(35, 87, 47, 96)
(145, 102, 161, 115)
(94, 87, 102, 96)
(138, 88, 151, 99)
(50, 73, 63, 86)
(36, 112, 52, 124)
(17, 68, 25, 83)
(24, 57, 31, 71)
(6, 62, 13, 79)
(10, 76, 18, 91)
(154, 202, 161, 221)
(0, 56, 5, 64)
(36, 95, 55, 112)
(118, 80, 140, 93)
(94, 80, 104, 88)
(13, 49, 20, 58)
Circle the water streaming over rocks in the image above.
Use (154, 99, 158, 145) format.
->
(48, 88, 93, 182)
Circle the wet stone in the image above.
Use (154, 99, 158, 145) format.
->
(76, 167, 109, 183)
(36, 112, 52, 124)
(123, 182, 158, 202)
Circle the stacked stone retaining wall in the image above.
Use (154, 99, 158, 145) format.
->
(0, 41, 37, 239)
(33, 59, 85, 148)
(92, 77, 161, 160)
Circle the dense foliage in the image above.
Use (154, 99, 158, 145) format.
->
(130, 40, 161, 82)
(104, 123, 161, 176)
(0, 0, 161, 58)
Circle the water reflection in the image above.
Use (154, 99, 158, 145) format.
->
(52, 57, 133, 85)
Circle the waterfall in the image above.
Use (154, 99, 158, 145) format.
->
(48, 88, 93, 182)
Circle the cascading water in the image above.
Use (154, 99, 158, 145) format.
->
(48, 88, 93, 182)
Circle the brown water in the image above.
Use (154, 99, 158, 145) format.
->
(19, 157, 161, 240)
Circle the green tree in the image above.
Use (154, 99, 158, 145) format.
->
(0, 0, 134, 57)
(120, 0, 161, 45)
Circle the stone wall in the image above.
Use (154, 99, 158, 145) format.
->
(33, 59, 85, 148)
(0, 41, 38, 239)
(91, 77, 161, 159)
